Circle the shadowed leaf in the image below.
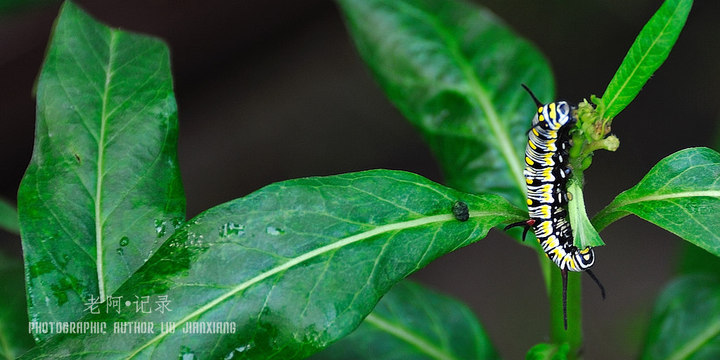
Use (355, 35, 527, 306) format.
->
(641, 275, 720, 360)
(337, 0, 555, 207)
(0, 198, 18, 235)
(313, 280, 498, 360)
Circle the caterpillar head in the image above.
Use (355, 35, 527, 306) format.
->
(542, 101, 572, 130)
(574, 247, 595, 270)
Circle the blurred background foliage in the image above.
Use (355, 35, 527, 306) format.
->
(1, 1, 718, 358)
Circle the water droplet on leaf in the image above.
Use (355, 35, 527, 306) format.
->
(179, 346, 195, 360)
(155, 219, 167, 238)
(171, 217, 184, 228)
(265, 226, 284, 236)
(219, 223, 245, 238)
(119, 236, 129, 247)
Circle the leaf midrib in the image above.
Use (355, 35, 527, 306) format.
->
(601, 1, 683, 117)
(613, 190, 720, 210)
(394, 1, 525, 194)
(667, 317, 720, 360)
(95, 30, 118, 300)
(127, 211, 495, 357)
(595, 189, 720, 231)
(364, 312, 458, 360)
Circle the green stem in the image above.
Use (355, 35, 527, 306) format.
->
(550, 269, 582, 359)
(538, 253, 552, 296)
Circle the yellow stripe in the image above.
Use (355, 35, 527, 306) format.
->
(549, 102, 556, 120)
(543, 167, 553, 181)
(568, 258, 578, 271)
(544, 152, 553, 163)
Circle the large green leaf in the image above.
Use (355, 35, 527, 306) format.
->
(17, 0, 184, 336)
(0, 198, 18, 235)
(641, 274, 720, 360)
(313, 280, 498, 360)
(597, 0, 693, 120)
(19, 170, 524, 359)
(0, 253, 35, 360)
(592, 148, 720, 256)
(337, 0, 555, 206)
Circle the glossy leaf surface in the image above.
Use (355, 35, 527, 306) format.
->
(641, 275, 720, 360)
(337, 0, 555, 207)
(598, 0, 692, 120)
(567, 179, 604, 249)
(593, 148, 720, 257)
(17, 1, 184, 335)
(313, 280, 498, 360)
(19, 170, 524, 359)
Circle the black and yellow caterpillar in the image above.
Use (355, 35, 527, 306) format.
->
(506, 85, 604, 329)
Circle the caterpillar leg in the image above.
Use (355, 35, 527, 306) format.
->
(503, 219, 536, 241)
(586, 269, 606, 299)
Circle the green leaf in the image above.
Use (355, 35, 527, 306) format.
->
(20, 170, 524, 359)
(0, 253, 35, 360)
(679, 242, 720, 276)
(641, 274, 720, 360)
(0, 198, 19, 235)
(337, 0, 555, 207)
(313, 280, 498, 360)
(592, 148, 720, 257)
(598, 0, 693, 120)
(567, 179, 604, 248)
(0, 0, 56, 14)
(526, 342, 569, 360)
(18, 0, 184, 335)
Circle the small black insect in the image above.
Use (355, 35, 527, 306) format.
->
(451, 201, 469, 222)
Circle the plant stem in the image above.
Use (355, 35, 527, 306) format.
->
(550, 269, 582, 359)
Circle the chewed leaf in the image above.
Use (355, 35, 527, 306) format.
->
(567, 179, 605, 249)
(19, 170, 525, 359)
(593, 148, 720, 257)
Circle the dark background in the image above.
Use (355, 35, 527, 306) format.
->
(1, 0, 718, 358)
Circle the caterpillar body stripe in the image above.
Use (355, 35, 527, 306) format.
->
(505, 85, 605, 330)
(525, 99, 595, 272)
